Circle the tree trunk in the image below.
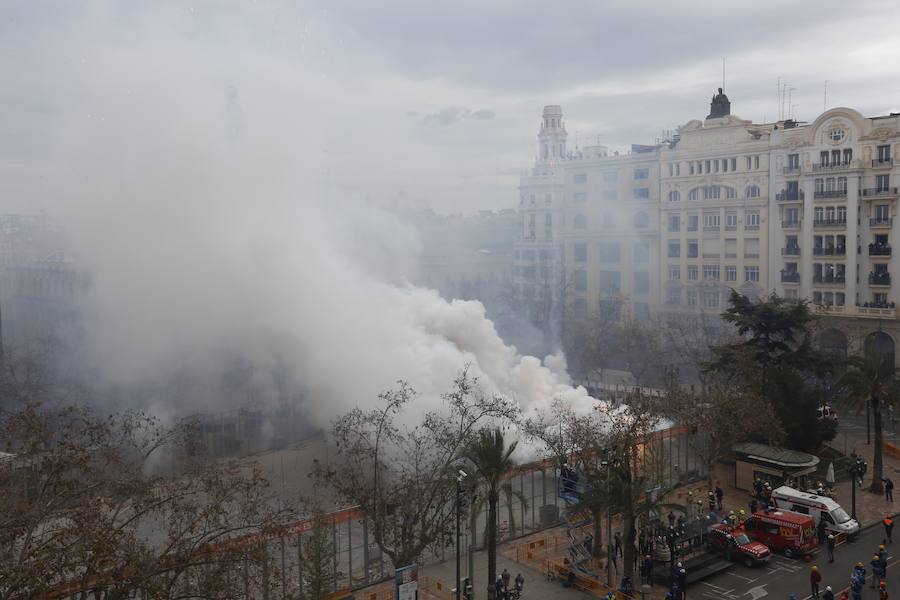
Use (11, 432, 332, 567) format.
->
(623, 512, 636, 579)
(870, 396, 885, 494)
(592, 507, 604, 560)
(487, 491, 498, 600)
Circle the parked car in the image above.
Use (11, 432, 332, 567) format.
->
(744, 510, 817, 558)
(706, 523, 771, 567)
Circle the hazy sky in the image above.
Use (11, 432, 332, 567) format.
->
(3, 0, 900, 214)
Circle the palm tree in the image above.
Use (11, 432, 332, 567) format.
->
(461, 428, 517, 600)
(838, 353, 900, 494)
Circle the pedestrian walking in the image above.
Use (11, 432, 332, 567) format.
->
(851, 573, 864, 600)
(715, 485, 724, 511)
(884, 478, 894, 502)
(854, 562, 867, 587)
(818, 519, 828, 545)
(880, 581, 888, 600)
(871, 554, 884, 588)
(641, 554, 653, 586)
(810, 565, 821, 599)
(827, 534, 836, 563)
(708, 491, 716, 512)
(823, 585, 834, 600)
(615, 531, 623, 558)
(885, 517, 894, 544)
(879, 544, 888, 576)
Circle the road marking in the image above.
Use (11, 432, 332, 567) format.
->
(723, 572, 758, 583)
(746, 585, 768, 600)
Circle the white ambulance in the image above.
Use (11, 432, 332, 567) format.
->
(771, 486, 860, 537)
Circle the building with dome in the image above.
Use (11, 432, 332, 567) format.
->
(514, 91, 900, 366)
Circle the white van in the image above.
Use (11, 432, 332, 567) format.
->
(771, 486, 859, 537)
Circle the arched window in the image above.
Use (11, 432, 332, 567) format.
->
(705, 186, 720, 199)
(634, 211, 649, 228)
(573, 214, 587, 230)
(668, 190, 681, 202)
(746, 185, 761, 198)
(688, 188, 700, 201)
(865, 331, 896, 373)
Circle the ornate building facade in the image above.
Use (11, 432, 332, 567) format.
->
(514, 93, 900, 365)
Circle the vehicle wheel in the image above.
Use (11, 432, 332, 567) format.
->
(745, 557, 754, 568)
(784, 548, 794, 558)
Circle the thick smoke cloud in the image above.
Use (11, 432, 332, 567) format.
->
(33, 3, 597, 430)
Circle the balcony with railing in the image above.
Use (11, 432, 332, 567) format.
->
(869, 243, 892, 256)
(869, 271, 892, 286)
(813, 246, 847, 256)
(781, 270, 801, 283)
(870, 217, 893, 228)
(818, 305, 898, 319)
(813, 274, 846, 285)
(812, 160, 859, 172)
(873, 158, 894, 168)
(777, 190, 805, 202)
(863, 187, 899, 198)
(782, 220, 801, 229)
(783, 165, 801, 176)
(813, 218, 848, 228)
(814, 189, 847, 199)
(782, 246, 801, 256)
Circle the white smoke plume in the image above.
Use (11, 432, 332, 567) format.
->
(13, 3, 600, 430)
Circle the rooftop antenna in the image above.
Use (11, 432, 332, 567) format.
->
(787, 87, 797, 120)
(823, 80, 829, 113)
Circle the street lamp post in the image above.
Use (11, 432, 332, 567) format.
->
(456, 470, 468, 600)
(849, 456, 861, 520)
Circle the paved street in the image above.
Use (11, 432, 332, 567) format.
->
(695, 519, 898, 600)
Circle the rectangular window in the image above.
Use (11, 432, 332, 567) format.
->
(687, 215, 699, 231)
(687, 265, 699, 281)
(746, 156, 752, 170)
(704, 213, 720, 228)
(731, 158, 737, 171)
(746, 212, 760, 228)
(574, 192, 587, 203)
(573, 298, 588, 319)
(634, 242, 650, 264)
(669, 215, 681, 232)
(877, 174, 890, 192)
(703, 265, 720, 280)
(675, 163, 681, 176)
(598, 271, 621, 292)
(573, 270, 587, 291)
(633, 187, 650, 199)
(689, 162, 696, 175)
(687, 290, 698, 306)
(754, 155, 760, 169)
(667, 288, 681, 305)
(703, 238, 721, 257)
(634, 168, 649, 180)
(574, 173, 587, 184)
(704, 291, 720, 309)
(725, 213, 738, 229)
(687, 239, 698, 258)
(878, 145, 892, 162)
(599, 242, 621, 262)
(725, 238, 737, 258)
(745, 266, 760, 282)
(668, 241, 681, 258)
(745, 238, 761, 259)
(634, 272, 650, 294)
(722, 159, 728, 173)
(668, 163, 673, 177)
(574, 243, 587, 262)
(787, 153, 800, 169)
(725, 266, 737, 281)
(876, 204, 890, 221)
(668, 265, 681, 280)
(705, 160, 711, 172)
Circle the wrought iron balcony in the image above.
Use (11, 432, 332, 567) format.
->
(869, 272, 892, 286)
(814, 189, 847, 199)
(870, 217, 894, 227)
(813, 274, 846, 285)
(814, 218, 848, 228)
(863, 187, 899, 197)
(813, 246, 846, 256)
(812, 161, 858, 172)
(777, 190, 804, 202)
(783, 166, 801, 175)
(869, 244, 892, 256)
(782, 247, 801, 256)
(782, 220, 801, 229)
(781, 271, 801, 283)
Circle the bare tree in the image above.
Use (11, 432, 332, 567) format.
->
(313, 368, 517, 569)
